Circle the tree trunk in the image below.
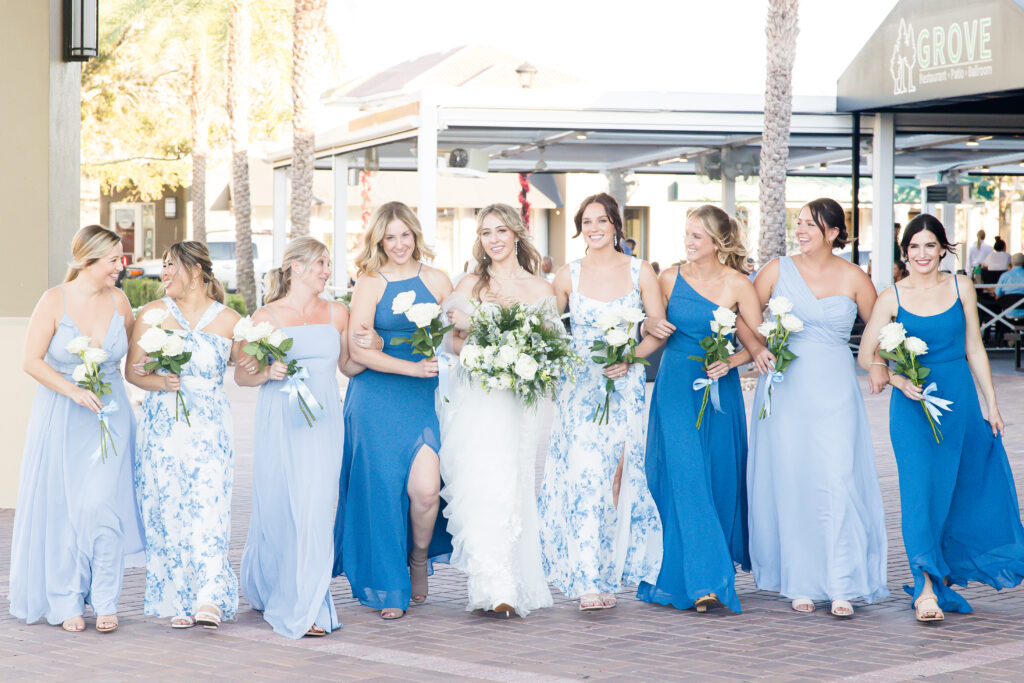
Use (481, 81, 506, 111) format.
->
(758, 0, 799, 265)
(228, 0, 256, 312)
(289, 0, 326, 237)
(189, 47, 208, 243)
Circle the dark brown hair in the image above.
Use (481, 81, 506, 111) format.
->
(164, 241, 226, 303)
(573, 193, 626, 253)
(900, 213, 957, 258)
(804, 198, 848, 250)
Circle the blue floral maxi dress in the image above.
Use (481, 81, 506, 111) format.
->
(890, 277, 1024, 612)
(9, 287, 144, 624)
(537, 259, 663, 598)
(135, 298, 238, 620)
(241, 307, 343, 638)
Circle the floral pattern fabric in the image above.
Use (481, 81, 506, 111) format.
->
(135, 298, 238, 619)
(537, 259, 663, 598)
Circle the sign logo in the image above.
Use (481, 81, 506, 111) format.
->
(891, 18, 917, 95)
(889, 14, 994, 96)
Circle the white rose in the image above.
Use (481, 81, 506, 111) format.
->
(618, 307, 646, 324)
(713, 307, 737, 330)
(233, 316, 254, 341)
(82, 346, 109, 364)
(65, 335, 91, 355)
(514, 354, 539, 381)
(596, 312, 620, 331)
(267, 329, 288, 348)
(780, 313, 804, 333)
(711, 321, 735, 336)
(496, 373, 513, 390)
(486, 376, 502, 390)
(877, 321, 907, 352)
(391, 290, 417, 315)
(757, 321, 776, 337)
(604, 328, 629, 347)
(904, 336, 928, 356)
(138, 326, 170, 354)
(406, 302, 441, 329)
(767, 297, 793, 316)
(248, 321, 276, 343)
(161, 333, 186, 357)
(496, 344, 519, 368)
(141, 308, 169, 327)
(72, 364, 88, 384)
(460, 344, 483, 369)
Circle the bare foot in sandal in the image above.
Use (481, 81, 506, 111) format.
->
(62, 616, 85, 633)
(96, 614, 119, 633)
(381, 608, 405, 620)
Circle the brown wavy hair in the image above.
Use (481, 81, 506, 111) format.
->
(164, 241, 226, 303)
(64, 225, 120, 282)
(356, 201, 434, 277)
(688, 204, 747, 273)
(471, 203, 542, 299)
(573, 193, 626, 253)
(264, 236, 329, 303)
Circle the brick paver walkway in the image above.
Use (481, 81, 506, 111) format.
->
(2, 361, 1023, 681)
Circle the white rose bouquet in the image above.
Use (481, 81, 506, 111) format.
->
(755, 297, 803, 420)
(389, 290, 453, 359)
(460, 301, 578, 408)
(589, 307, 649, 425)
(233, 316, 322, 428)
(689, 306, 737, 429)
(877, 321, 952, 444)
(65, 335, 118, 463)
(137, 308, 193, 425)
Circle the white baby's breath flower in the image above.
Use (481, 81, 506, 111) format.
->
(138, 326, 170, 354)
(767, 297, 793, 316)
(596, 312, 620, 331)
(161, 333, 186, 357)
(391, 290, 416, 315)
(233, 316, 254, 341)
(82, 346, 109, 364)
(514, 354, 539, 381)
(780, 313, 804, 333)
(405, 302, 441, 329)
(904, 336, 928, 356)
(757, 321, 776, 337)
(72, 364, 88, 384)
(267, 329, 288, 348)
(604, 328, 629, 347)
(65, 335, 92, 355)
(618, 307, 646, 324)
(877, 321, 907, 352)
(141, 308, 169, 327)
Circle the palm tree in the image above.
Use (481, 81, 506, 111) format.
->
(228, 0, 256, 312)
(289, 0, 326, 237)
(758, 0, 799, 265)
(189, 36, 209, 243)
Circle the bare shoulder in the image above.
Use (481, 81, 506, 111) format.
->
(35, 286, 66, 319)
(759, 257, 782, 277)
(215, 304, 242, 326)
(455, 273, 480, 295)
(329, 300, 350, 326)
(112, 287, 133, 315)
(420, 264, 452, 288)
(526, 273, 555, 297)
(250, 306, 274, 324)
(352, 273, 385, 294)
(659, 264, 681, 285)
(953, 272, 976, 299)
(726, 267, 756, 293)
(136, 298, 168, 318)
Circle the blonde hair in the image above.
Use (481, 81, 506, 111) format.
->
(471, 203, 541, 299)
(688, 205, 747, 273)
(64, 225, 121, 282)
(164, 241, 225, 303)
(264, 236, 329, 303)
(356, 201, 434, 277)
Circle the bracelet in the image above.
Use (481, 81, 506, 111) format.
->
(870, 361, 888, 367)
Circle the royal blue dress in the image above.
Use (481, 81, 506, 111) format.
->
(333, 270, 451, 610)
(637, 271, 749, 612)
(241, 306, 343, 638)
(891, 276, 1024, 612)
(9, 287, 144, 624)
(747, 257, 888, 604)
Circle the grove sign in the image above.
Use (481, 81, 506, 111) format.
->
(838, 0, 1024, 111)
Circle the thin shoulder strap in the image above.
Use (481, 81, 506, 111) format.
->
(263, 304, 285, 328)
(194, 301, 225, 332)
(379, 271, 391, 282)
(416, 262, 423, 275)
(569, 260, 581, 292)
(109, 288, 116, 305)
(953, 273, 960, 297)
(163, 296, 190, 330)
(894, 284, 901, 306)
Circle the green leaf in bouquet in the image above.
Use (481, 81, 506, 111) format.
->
(390, 336, 411, 346)
(279, 338, 294, 353)
(699, 337, 714, 350)
(917, 366, 930, 380)
(877, 349, 900, 363)
(144, 360, 161, 371)
(180, 351, 192, 363)
(243, 342, 259, 355)
(687, 354, 705, 363)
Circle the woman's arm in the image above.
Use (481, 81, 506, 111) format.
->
(850, 264, 890, 393)
(347, 276, 437, 378)
(552, 265, 571, 317)
(335, 302, 365, 377)
(856, 287, 915, 399)
(748, 260, 779, 374)
(233, 307, 288, 387)
(959, 275, 1003, 435)
(638, 261, 675, 340)
(124, 301, 180, 393)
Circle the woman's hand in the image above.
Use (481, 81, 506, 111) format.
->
(352, 323, 383, 351)
(705, 359, 731, 380)
(892, 375, 923, 401)
(987, 405, 1004, 437)
(449, 307, 471, 332)
(70, 386, 103, 414)
(642, 317, 676, 340)
(751, 346, 776, 375)
(411, 357, 439, 378)
(237, 356, 260, 376)
(867, 364, 890, 394)
(603, 362, 629, 380)
(162, 374, 181, 392)
(267, 361, 288, 382)
(132, 356, 153, 377)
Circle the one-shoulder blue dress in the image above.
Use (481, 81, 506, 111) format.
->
(890, 276, 1024, 612)
(333, 269, 451, 610)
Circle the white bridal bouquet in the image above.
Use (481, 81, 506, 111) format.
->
(234, 317, 323, 428)
(755, 297, 803, 419)
(65, 336, 118, 463)
(390, 290, 453, 359)
(137, 308, 193, 425)
(689, 306, 737, 429)
(877, 321, 952, 444)
(589, 307, 648, 424)
(459, 302, 578, 408)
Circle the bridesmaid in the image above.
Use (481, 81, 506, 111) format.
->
(636, 205, 759, 613)
(238, 236, 359, 638)
(537, 192, 667, 611)
(127, 241, 242, 630)
(9, 225, 144, 633)
(334, 201, 453, 620)
(747, 198, 890, 617)
(859, 214, 1024, 622)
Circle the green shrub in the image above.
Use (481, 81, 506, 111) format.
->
(226, 293, 248, 315)
(123, 278, 163, 309)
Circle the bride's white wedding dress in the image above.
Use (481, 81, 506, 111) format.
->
(437, 294, 555, 617)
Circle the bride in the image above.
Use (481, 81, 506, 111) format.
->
(441, 203, 556, 617)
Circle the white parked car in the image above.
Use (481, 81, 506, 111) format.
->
(133, 234, 272, 293)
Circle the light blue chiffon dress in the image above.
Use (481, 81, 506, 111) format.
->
(9, 287, 144, 624)
(747, 257, 888, 604)
(638, 271, 749, 612)
(333, 269, 452, 610)
(891, 276, 1024, 612)
(240, 306, 343, 638)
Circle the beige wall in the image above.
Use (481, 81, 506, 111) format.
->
(0, 0, 82, 508)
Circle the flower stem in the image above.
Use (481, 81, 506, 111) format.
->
(696, 385, 710, 429)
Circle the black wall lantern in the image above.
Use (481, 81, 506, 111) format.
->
(63, 0, 99, 62)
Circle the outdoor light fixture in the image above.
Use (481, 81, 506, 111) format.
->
(347, 167, 360, 186)
(515, 62, 537, 89)
(966, 139, 980, 146)
(63, 0, 99, 62)
(575, 134, 588, 140)
(164, 197, 177, 219)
